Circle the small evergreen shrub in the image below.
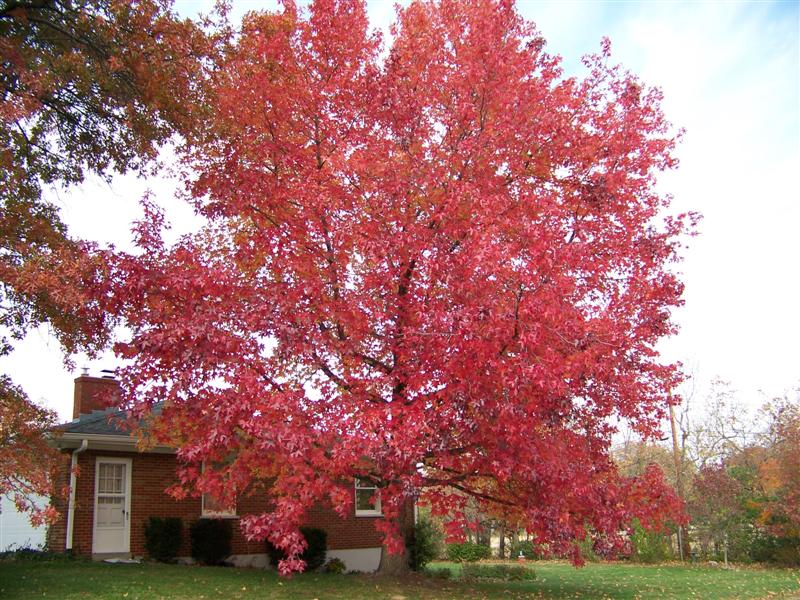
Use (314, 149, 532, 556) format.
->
(266, 527, 328, 571)
(630, 520, 670, 564)
(461, 563, 535, 581)
(144, 517, 182, 563)
(190, 518, 232, 565)
(445, 542, 491, 562)
(407, 516, 443, 571)
(323, 557, 347, 574)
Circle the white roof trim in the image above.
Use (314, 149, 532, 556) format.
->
(54, 433, 175, 454)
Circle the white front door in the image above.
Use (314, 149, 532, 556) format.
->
(92, 457, 132, 554)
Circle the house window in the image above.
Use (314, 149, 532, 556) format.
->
(201, 462, 237, 518)
(201, 492, 237, 518)
(354, 478, 381, 516)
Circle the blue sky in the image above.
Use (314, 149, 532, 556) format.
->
(3, 0, 798, 423)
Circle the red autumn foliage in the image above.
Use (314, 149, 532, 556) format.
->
(100, 0, 692, 573)
(760, 397, 800, 537)
(0, 376, 61, 526)
(688, 465, 744, 533)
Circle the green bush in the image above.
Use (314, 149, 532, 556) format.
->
(750, 534, 800, 566)
(0, 545, 71, 562)
(322, 557, 346, 574)
(461, 563, 535, 581)
(407, 517, 443, 571)
(511, 539, 538, 560)
(576, 535, 600, 562)
(190, 519, 232, 565)
(445, 542, 491, 562)
(630, 521, 670, 564)
(266, 527, 328, 571)
(144, 517, 182, 563)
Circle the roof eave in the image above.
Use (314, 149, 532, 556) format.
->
(52, 432, 176, 454)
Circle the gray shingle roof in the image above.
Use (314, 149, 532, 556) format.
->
(60, 408, 131, 436)
(60, 403, 162, 436)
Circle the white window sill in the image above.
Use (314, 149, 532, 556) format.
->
(355, 511, 382, 517)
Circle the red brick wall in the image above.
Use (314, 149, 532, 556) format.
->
(72, 376, 120, 418)
(308, 501, 416, 550)
(46, 454, 71, 552)
(49, 448, 405, 557)
(305, 502, 385, 550)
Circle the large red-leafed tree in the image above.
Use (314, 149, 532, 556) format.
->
(102, 0, 692, 573)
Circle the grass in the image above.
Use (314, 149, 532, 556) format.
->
(439, 560, 800, 599)
(0, 558, 798, 599)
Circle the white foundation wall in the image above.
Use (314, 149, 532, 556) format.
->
(326, 547, 382, 572)
(176, 554, 268, 568)
(228, 553, 269, 568)
(176, 549, 380, 572)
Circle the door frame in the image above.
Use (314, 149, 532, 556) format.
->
(91, 456, 132, 555)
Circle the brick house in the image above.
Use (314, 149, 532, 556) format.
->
(48, 374, 411, 571)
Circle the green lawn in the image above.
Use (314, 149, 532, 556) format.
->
(0, 559, 798, 600)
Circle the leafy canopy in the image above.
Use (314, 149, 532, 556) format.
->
(0, 375, 60, 525)
(102, 0, 692, 574)
(0, 0, 214, 358)
(0, 0, 214, 521)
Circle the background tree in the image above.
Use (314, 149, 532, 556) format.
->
(615, 438, 687, 489)
(0, 0, 215, 521)
(753, 392, 800, 564)
(0, 375, 60, 524)
(101, 0, 692, 574)
(1, 0, 215, 360)
(672, 381, 800, 565)
(679, 378, 754, 469)
(687, 464, 745, 560)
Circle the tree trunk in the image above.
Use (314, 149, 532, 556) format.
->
(498, 526, 506, 559)
(377, 544, 409, 575)
(477, 524, 491, 547)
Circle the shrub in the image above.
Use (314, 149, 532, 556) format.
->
(576, 535, 601, 562)
(510, 539, 538, 560)
(144, 517, 182, 563)
(630, 520, 670, 564)
(445, 542, 491, 562)
(0, 545, 68, 562)
(266, 527, 328, 571)
(190, 519, 232, 565)
(322, 557, 346, 574)
(407, 516, 443, 571)
(461, 563, 535, 581)
(750, 534, 800, 566)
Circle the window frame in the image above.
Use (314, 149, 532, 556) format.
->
(354, 478, 382, 517)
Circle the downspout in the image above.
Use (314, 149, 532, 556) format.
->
(65, 439, 88, 552)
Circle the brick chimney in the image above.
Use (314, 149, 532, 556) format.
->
(72, 373, 120, 419)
